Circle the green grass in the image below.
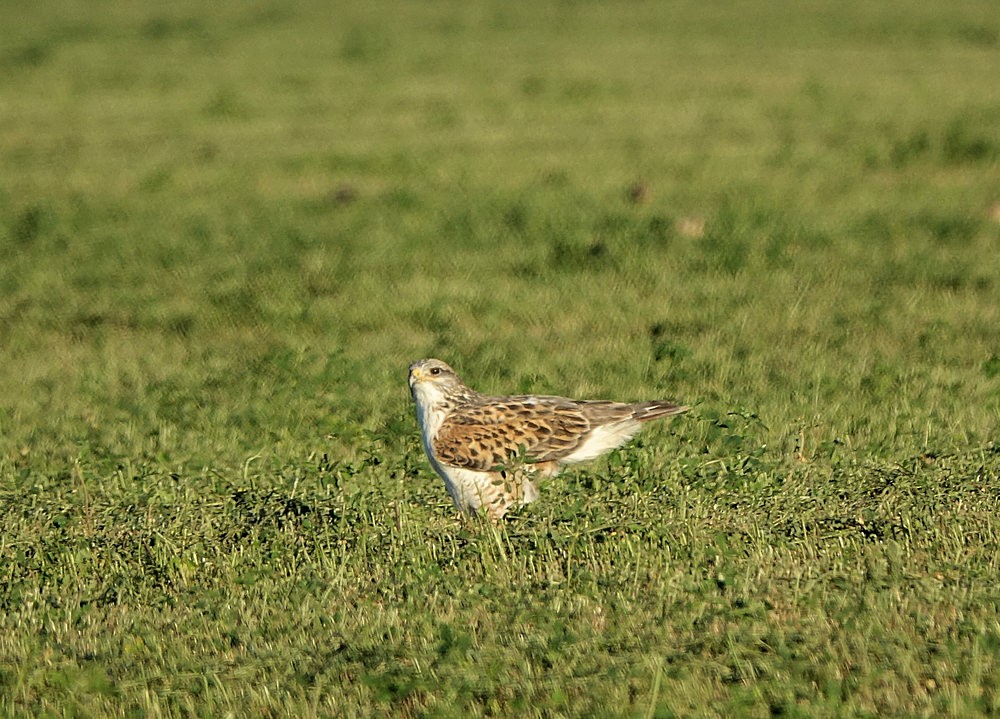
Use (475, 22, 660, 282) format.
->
(2, 0, 1000, 716)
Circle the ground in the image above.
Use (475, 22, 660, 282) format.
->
(1, 1, 999, 716)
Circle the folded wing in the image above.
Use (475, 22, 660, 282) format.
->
(433, 396, 686, 471)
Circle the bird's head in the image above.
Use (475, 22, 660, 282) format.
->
(408, 358, 467, 407)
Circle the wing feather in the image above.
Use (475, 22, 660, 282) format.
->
(433, 396, 606, 470)
(433, 396, 635, 470)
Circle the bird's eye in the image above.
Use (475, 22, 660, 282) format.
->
(430, 367, 441, 376)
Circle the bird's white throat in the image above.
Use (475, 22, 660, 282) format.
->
(410, 382, 450, 449)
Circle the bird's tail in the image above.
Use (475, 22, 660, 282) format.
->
(631, 401, 689, 422)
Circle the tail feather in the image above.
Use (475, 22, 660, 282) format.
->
(632, 401, 689, 422)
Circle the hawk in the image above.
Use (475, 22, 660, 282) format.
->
(408, 358, 688, 519)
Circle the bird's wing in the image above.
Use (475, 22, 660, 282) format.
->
(432, 396, 637, 471)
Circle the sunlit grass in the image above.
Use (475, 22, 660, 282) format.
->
(1, 0, 999, 716)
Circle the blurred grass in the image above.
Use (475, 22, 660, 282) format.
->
(2, 0, 999, 716)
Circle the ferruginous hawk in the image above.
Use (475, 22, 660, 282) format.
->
(408, 358, 688, 519)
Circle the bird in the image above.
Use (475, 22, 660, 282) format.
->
(408, 358, 688, 519)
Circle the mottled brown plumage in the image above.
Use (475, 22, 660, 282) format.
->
(409, 359, 688, 519)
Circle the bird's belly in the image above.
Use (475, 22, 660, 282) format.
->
(437, 465, 491, 512)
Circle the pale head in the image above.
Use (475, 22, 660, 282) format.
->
(408, 358, 467, 408)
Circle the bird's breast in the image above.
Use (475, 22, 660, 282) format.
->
(413, 396, 447, 454)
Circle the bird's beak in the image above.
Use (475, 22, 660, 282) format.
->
(408, 367, 423, 387)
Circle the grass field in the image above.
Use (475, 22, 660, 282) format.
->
(2, 1, 1000, 716)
